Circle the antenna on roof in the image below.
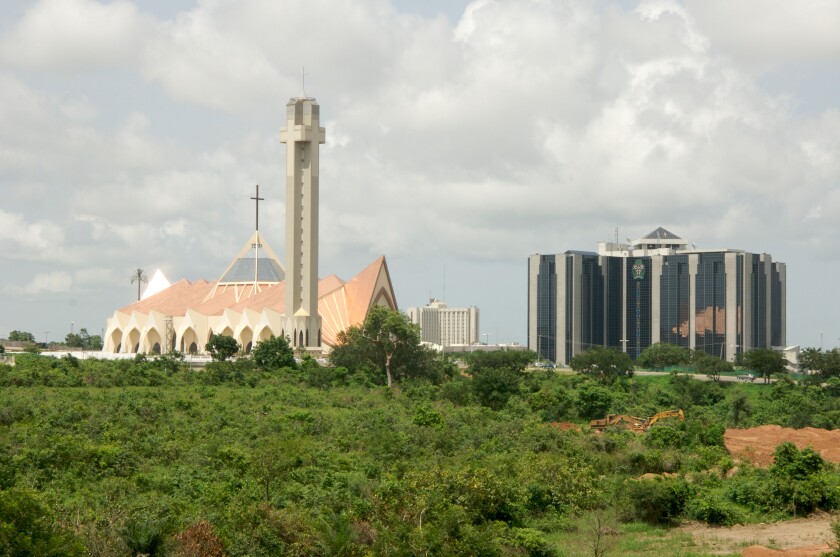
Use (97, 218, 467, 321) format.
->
(301, 66, 308, 98)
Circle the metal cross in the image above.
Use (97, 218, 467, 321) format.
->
(250, 184, 264, 231)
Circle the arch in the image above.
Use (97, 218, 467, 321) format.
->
(305, 329, 309, 346)
(219, 326, 234, 337)
(125, 329, 141, 354)
(299, 330, 304, 347)
(181, 327, 198, 354)
(238, 327, 254, 353)
(108, 329, 123, 354)
(144, 328, 162, 354)
(257, 326, 273, 342)
(152, 342, 161, 355)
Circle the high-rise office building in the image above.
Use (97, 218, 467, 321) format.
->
(527, 228, 786, 365)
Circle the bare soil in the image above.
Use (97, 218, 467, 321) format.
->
(679, 513, 834, 556)
(724, 425, 840, 468)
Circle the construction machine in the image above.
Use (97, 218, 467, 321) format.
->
(589, 409, 684, 432)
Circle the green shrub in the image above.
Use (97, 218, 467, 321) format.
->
(623, 476, 693, 524)
(687, 491, 744, 526)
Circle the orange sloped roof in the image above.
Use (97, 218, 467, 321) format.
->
(319, 274, 345, 296)
(119, 279, 214, 317)
(230, 282, 285, 314)
(113, 257, 396, 348)
(343, 256, 396, 327)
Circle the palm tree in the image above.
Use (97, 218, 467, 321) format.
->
(130, 268, 148, 301)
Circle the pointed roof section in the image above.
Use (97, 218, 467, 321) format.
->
(205, 232, 285, 302)
(217, 231, 285, 284)
(141, 269, 172, 300)
(642, 227, 681, 240)
(344, 256, 398, 326)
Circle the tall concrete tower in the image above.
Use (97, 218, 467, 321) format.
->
(280, 97, 325, 349)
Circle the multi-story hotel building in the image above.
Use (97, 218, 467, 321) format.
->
(407, 299, 479, 347)
(528, 228, 786, 365)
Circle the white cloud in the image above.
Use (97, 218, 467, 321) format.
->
(686, 0, 840, 69)
(14, 271, 73, 294)
(0, 210, 66, 259)
(0, 0, 150, 70)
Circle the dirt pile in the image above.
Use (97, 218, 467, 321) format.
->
(742, 545, 832, 557)
(680, 514, 834, 556)
(724, 425, 840, 467)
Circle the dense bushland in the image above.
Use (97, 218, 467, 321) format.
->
(2, 347, 840, 556)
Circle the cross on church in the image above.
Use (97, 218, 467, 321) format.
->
(251, 184, 263, 248)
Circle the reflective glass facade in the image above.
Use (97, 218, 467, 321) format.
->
(660, 255, 689, 349)
(528, 233, 785, 365)
(534, 255, 556, 362)
(695, 253, 726, 358)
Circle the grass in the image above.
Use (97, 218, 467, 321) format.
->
(542, 513, 743, 557)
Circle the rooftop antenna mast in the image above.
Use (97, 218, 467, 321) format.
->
(443, 264, 446, 304)
(301, 66, 308, 98)
(250, 184, 264, 295)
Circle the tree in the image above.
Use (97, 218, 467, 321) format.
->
(206, 334, 239, 362)
(0, 344, 4, 354)
(741, 348, 787, 383)
(130, 268, 148, 301)
(472, 367, 522, 410)
(569, 346, 634, 384)
(8, 330, 35, 342)
(252, 335, 296, 371)
(64, 327, 103, 350)
(0, 488, 86, 556)
(799, 347, 840, 382)
(636, 343, 690, 371)
(466, 349, 535, 373)
(694, 353, 733, 382)
(330, 306, 426, 387)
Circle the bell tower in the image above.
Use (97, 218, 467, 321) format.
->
(280, 97, 325, 348)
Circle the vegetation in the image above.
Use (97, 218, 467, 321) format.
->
(331, 306, 446, 387)
(569, 346, 634, 384)
(637, 343, 691, 371)
(800, 347, 840, 381)
(205, 334, 239, 362)
(8, 330, 35, 342)
(130, 268, 148, 302)
(737, 348, 787, 383)
(64, 327, 104, 350)
(251, 335, 296, 371)
(0, 334, 838, 555)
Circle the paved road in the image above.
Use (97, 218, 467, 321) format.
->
(634, 370, 769, 383)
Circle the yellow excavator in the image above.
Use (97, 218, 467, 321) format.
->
(589, 409, 685, 432)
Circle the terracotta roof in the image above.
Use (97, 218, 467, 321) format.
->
(120, 279, 214, 316)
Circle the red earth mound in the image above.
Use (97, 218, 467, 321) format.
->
(742, 544, 832, 557)
(725, 425, 840, 468)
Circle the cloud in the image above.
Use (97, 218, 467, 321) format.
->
(0, 0, 150, 71)
(13, 271, 73, 295)
(0, 210, 67, 260)
(686, 0, 840, 69)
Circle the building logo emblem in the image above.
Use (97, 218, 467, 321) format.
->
(632, 259, 645, 280)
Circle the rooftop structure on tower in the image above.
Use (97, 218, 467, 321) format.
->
(103, 95, 397, 355)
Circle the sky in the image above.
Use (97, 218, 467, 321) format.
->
(1, 0, 839, 349)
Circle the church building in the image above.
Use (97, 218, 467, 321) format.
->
(103, 96, 397, 355)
